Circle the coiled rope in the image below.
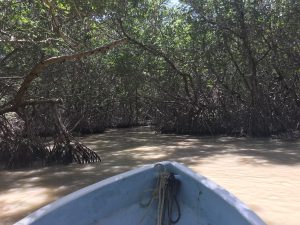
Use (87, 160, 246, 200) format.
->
(138, 164, 181, 225)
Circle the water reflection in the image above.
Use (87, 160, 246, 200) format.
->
(0, 127, 299, 225)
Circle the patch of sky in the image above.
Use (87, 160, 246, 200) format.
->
(165, 0, 190, 11)
(168, 0, 180, 7)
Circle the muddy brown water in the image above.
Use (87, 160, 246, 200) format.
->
(0, 127, 299, 225)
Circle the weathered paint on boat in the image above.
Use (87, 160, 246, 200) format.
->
(15, 161, 266, 225)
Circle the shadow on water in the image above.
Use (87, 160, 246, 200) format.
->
(84, 127, 300, 166)
(0, 126, 299, 224)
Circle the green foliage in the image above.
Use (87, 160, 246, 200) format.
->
(1, 0, 299, 138)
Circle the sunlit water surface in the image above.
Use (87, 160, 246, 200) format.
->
(0, 127, 299, 225)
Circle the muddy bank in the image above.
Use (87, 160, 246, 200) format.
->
(0, 127, 299, 224)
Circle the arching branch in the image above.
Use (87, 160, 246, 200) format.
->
(0, 38, 127, 115)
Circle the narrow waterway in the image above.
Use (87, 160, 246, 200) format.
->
(0, 127, 299, 225)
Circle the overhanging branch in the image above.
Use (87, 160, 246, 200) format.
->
(0, 38, 127, 115)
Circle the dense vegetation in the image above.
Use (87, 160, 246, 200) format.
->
(0, 0, 299, 168)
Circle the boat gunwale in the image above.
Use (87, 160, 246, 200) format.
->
(15, 161, 266, 225)
(166, 161, 265, 225)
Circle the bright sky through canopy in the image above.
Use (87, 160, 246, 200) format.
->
(168, 0, 180, 7)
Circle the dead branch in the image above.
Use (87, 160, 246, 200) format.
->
(18, 98, 63, 107)
(0, 76, 24, 80)
(0, 37, 61, 44)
